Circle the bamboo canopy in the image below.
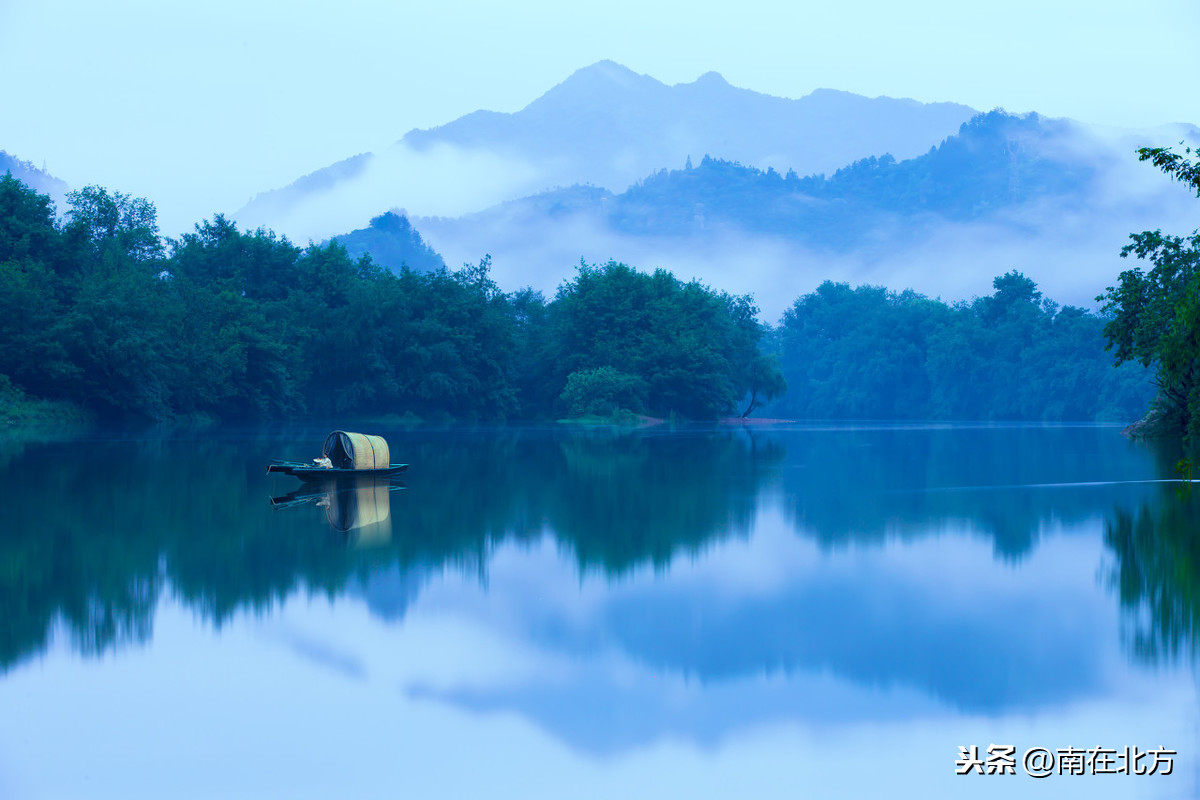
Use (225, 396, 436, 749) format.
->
(321, 431, 390, 470)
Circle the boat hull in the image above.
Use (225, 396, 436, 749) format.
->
(267, 463, 409, 481)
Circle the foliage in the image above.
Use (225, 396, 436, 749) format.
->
(5, 175, 783, 423)
(559, 366, 646, 417)
(0, 172, 1156, 425)
(774, 271, 1152, 421)
(1098, 145, 1200, 437)
(1136, 144, 1200, 197)
(547, 261, 783, 419)
(0, 373, 90, 430)
(0, 175, 528, 422)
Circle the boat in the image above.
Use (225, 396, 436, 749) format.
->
(267, 430, 408, 481)
(267, 462, 409, 479)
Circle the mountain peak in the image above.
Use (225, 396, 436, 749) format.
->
(523, 60, 665, 116)
(569, 60, 643, 83)
(691, 71, 729, 87)
(548, 60, 662, 97)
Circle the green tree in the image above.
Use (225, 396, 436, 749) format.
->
(559, 366, 646, 417)
(0, 174, 76, 396)
(547, 261, 778, 419)
(1098, 145, 1200, 436)
(778, 273, 1149, 422)
(62, 185, 162, 271)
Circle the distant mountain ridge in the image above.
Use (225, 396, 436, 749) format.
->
(228, 62, 1200, 320)
(415, 111, 1093, 254)
(235, 60, 978, 236)
(242, 153, 371, 222)
(1, 151, 69, 206)
(400, 109, 1200, 317)
(400, 60, 978, 187)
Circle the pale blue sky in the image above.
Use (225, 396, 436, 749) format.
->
(1, 0, 1197, 232)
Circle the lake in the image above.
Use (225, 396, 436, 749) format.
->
(1, 423, 1197, 798)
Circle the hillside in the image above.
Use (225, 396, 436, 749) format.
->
(327, 211, 445, 273)
(1, 151, 69, 205)
(417, 111, 1093, 251)
(410, 111, 1199, 316)
(235, 61, 977, 238)
(401, 60, 977, 189)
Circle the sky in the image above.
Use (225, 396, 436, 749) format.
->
(1, 0, 1199, 234)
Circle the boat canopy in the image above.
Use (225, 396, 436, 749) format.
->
(322, 431, 390, 470)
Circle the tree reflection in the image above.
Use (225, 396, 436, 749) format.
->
(1105, 452, 1200, 664)
(0, 426, 781, 671)
(2, 423, 1175, 679)
(533, 429, 781, 572)
(779, 425, 1153, 560)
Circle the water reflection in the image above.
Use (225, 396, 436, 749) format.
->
(3, 422, 1193, 724)
(271, 476, 400, 546)
(0, 427, 780, 671)
(1106, 484, 1200, 665)
(777, 425, 1156, 559)
(398, 529, 1120, 755)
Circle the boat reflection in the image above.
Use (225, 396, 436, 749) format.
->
(271, 476, 402, 546)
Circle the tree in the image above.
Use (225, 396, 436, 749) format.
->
(63, 185, 162, 270)
(547, 260, 778, 419)
(1098, 145, 1200, 437)
(739, 354, 787, 417)
(1137, 145, 1200, 197)
(0, 174, 75, 395)
(559, 366, 646, 417)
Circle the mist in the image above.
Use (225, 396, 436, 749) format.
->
(216, 106, 1200, 328)
(413, 121, 1200, 322)
(231, 142, 550, 243)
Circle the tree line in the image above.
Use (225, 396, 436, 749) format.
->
(1, 171, 1167, 425)
(0, 174, 779, 423)
(771, 271, 1152, 422)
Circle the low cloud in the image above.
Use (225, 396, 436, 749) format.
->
(232, 142, 550, 243)
(418, 163, 1199, 324)
(226, 118, 1200, 321)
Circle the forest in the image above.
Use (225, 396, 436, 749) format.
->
(0, 172, 1152, 425)
(772, 273, 1151, 421)
(0, 174, 776, 423)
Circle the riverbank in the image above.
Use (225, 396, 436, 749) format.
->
(0, 377, 92, 435)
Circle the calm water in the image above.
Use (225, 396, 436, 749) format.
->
(2, 423, 1198, 798)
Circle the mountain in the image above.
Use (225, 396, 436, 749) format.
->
(594, 111, 1092, 245)
(401, 60, 977, 189)
(327, 211, 445, 273)
(234, 61, 977, 240)
(1, 151, 69, 206)
(409, 111, 1200, 318)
